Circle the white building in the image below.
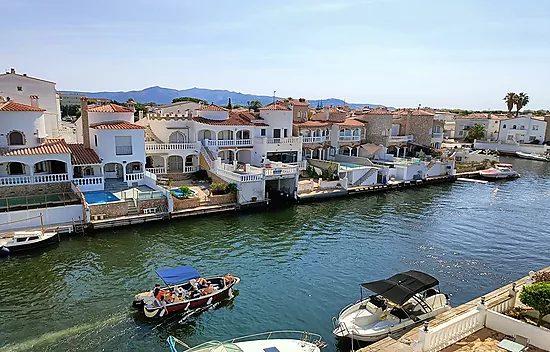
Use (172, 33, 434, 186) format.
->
(454, 113, 504, 141)
(497, 115, 547, 144)
(149, 101, 200, 116)
(0, 68, 62, 138)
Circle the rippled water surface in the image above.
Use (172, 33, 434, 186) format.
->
(1, 158, 549, 352)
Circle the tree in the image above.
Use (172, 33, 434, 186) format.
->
(519, 282, 550, 327)
(514, 92, 530, 117)
(172, 97, 208, 104)
(247, 100, 262, 112)
(503, 92, 516, 114)
(464, 123, 486, 142)
(226, 98, 232, 110)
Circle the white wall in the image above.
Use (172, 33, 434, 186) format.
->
(498, 117, 546, 143)
(197, 110, 229, 121)
(156, 102, 200, 115)
(0, 111, 46, 147)
(0, 72, 60, 137)
(474, 141, 548, 154)
(92, 129, 146, 166)
(0, 204, 84, 231)
(455, 118, 501, 140)
(88, 111, 134, 125)
(486, 310, 550, 350)
(259, 110, 293, 135)
(0, 153, 72, 177)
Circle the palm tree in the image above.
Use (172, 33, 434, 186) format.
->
(465, 123, 486, 142)
(514, 92, 529, 117)
(503, 92, 516, 114)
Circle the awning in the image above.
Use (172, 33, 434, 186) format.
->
(361, 270, 439, 305)
(155, 265, 200, 285)
(360, 143, 383, 155)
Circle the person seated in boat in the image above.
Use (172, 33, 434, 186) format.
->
(153, 284, 163, 299)
(197, 277, 210, 288)
(224, 273, 235, 286)
(164, 291, 176, 303)
(201, 284, 215, 295)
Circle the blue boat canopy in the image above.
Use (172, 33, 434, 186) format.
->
(155, 266, 200, 285)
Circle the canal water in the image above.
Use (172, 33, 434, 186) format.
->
(1, 158, 549, 352)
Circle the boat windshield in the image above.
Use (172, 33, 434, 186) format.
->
(368, 295, 387, 310)
(175, 341, 243, 352)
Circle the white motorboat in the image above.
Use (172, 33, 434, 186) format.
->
(332, 270, 451, 342)
(167, 331, 327, 352)
(515, 151, 549, 162)
(479, 163, 520, 179)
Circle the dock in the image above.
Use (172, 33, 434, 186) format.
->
(358, 266, 550, 352)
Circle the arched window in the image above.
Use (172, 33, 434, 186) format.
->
(8, 162, 24, 175)
(353, 128, 361, 136)
(169, 131, 186, 143)
(502, 124, 506, 129)
(512, 125, 517, 130)
(8, 131, 25, 145)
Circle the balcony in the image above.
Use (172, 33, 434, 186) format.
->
(338, 135, 361, 142)
(302, 136, 327, 144)
(115, 146, 133, 155)
(432, 132, 444, 139)
(0, 173, 70, 187)
(206, 139, 253, 148)
(145, 142, 198, 153)
(388, 135, 414, 143)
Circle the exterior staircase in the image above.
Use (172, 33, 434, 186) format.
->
(353, 168, 379, 186)
(126, 199, 138, 216)
(104, 179, 128, 193)
(199, 144, 216, 171)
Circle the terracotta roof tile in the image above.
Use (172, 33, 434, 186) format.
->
(395, 108, 435, 116)
(192, 111, 256, 126)
(197, 103, 228, 112)
(88, 103, 132, 113)
(290, 99, 309, 107)
(0, 138, 70, 156)
(361, 107, 394, 115)
(259, 104, 291, 111)
(90, 121, 145, 130)
(336, 118, 365, 127)
(0, 100, 45, 112)
(294, 120, 330, 127)
(67, 144, 101, 165)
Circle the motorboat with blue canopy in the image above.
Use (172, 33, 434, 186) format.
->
(332, 270, 450, 342)
(133, 265, 240, 319)
(156, 266, 200, 286)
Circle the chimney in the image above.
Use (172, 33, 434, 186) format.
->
(30, 95, 39, 107)
(127, 100, 136, 112)
(10, 68, 15, 74)
(138, 110, 143, 120)
(80, 96, 91, 149)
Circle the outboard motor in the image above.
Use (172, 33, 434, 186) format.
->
(0, 246, 9, 256)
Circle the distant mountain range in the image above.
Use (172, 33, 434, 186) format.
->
(60, 86, 382, 109)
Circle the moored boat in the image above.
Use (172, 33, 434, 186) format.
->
(0, 231, 59, 254)
(332, 270, 451, 342)
(515, 151, 549, 162)
(167, 331, 327, 352)
(132, 265, 239, 319)
(479, 163, 520, 179)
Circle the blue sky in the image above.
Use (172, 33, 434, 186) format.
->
(2, 0, 549, 110)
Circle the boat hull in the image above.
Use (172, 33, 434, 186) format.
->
(3, 233, 60, 253)
(515, 152, 549, 162)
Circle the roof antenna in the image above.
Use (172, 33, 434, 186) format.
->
(273, 91, 276, 104)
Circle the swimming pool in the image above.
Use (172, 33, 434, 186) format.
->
(171, 188, 197, 198)
(339, 162, 364, 169)
(83, 191, 120, 205)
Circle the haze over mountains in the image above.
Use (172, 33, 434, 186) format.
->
(62, 86, 382, 109)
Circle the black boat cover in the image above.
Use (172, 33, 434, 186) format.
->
(361, 270, 439, 305)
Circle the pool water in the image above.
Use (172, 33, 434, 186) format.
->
(171, 188, 197, 198)
(338, 162, 364, 169)
(83, 191, 120, 204)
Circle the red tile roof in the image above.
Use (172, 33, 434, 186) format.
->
(395, 108, 435, 116)
(361, 107, 393, 115)
(66, 144, 101, 165)
(0, 100, 45, 112)
(90, 121, 145, 130)
(197, 103, 228, 112)
(259, 104, 291, 111)
(0, 138, 70, 156)
(336, 118, 364, 127)
(193, 111, 256, 126)
(294, 120, 329, 127)
(290, 99, 309, 107)
(88, 103, 132, 113)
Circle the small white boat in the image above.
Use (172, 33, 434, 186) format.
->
(167, 331, 327, 352)
(479, 163, 520, 179)
(332, 270, 451, 342)
(515, 151, 549, 162)
(0, 230, 59, 254)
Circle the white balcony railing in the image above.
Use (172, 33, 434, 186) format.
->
(388, 135, 414, 143)
(206, 139, 253, 147)
(125, 173, 144, 182)
(145, 142, 198, 152)
(72, 176, 103, 187)
(0, 173, 70, 187)
(265, 137, 301, 144)
(146, 167, 166, 174)
(264, 166, 298, 178)
(432, 132, 444, 139)
(184, 165, 199, 173)
(302, 136, 327, 144)
(338, 135, 361, 142)
(421, 309, 483, 352)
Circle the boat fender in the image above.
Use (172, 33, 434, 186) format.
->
(184, 302, 190, 311)
(143, 306, 160, 318)
(380, 312, 388, 320)
(207, 297, 213, 305)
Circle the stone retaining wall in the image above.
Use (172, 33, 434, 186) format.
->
(89, 201, 128, 219)
(208, 193, 236, 205)
(173, 197, 201, 210)
(0, 182, 72, 198)
(138, 198, 167, 213)
(207, 171, 228, 185)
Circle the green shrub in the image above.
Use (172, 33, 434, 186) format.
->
(210, 182, 227, 195)
(519, 282, 550, 326)
(225, 183, 237, 193)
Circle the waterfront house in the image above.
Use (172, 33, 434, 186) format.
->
(497, 115, 547, 144)
(454, 113, 504, 141)
(0, 68, 62, 138)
